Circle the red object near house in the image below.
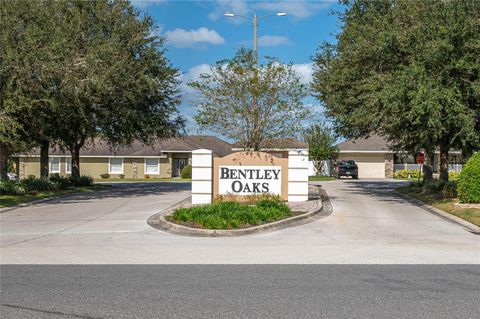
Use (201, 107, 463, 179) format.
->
(416, 152, 425, 164)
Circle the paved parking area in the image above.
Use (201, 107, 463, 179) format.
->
(1, 180, 479, 264)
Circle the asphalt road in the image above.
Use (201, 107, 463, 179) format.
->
(1, 265, 479, 319)
(1, 180, 479, 264)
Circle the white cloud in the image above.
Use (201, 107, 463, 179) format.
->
(165, 27, 225, 48)
(179, 64, 212, 94)
(208, 0, 249, 24)
(292, 62, 314, 85)
(258, 35, 291, 47)
(253, 0, 334, 19)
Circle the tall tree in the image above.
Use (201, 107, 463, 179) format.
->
(1, 0, 61, 179)
(47, 0, 184, 177)
(302, 123, 337, 176)
(189, 48, 310, 150)
(312, 0, 480, 182)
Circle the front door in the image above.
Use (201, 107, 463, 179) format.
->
(174, 158, 189, 177)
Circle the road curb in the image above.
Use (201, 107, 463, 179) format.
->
(147, 187, 332, 237)
(395, 191, 480, 235)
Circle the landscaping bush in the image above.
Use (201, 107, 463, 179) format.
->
(457, 153, 480, 203)
(424, 179, 445, 193)
(393, 169, 422, 179)
(119, 174, 125, 179)
(448, 171, 461, 181)
(100, 173, 110, 179)
(70, 175, 93, 187)
(144, 174, 150, 179)
(442, 181, 458, 198)
(49, 174, 73, 189)
(0, 180, 26, 195)
(180, 164, 192, 179)
(170, 198, 292, 229)
(20, 176, 58, 192)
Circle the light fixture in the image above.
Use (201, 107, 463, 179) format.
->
(276, 12, 287, 16)
(224, 12, 235, 17)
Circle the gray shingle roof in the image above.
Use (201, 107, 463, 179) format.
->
(336, 135, 391, 152)
(232, 138, 307, 150)
(24, 136, 233, 157)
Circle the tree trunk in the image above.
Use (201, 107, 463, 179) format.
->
(439, 142, 449, 182)
(0, 142, 8, 180)
(70, 144, 81, 178)
(423, 151, 434, 182)
(40, 140, 50, 178)
(314, 160, 324, 176)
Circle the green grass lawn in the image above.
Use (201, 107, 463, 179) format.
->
(167, 199, 293, 230)
(397, 185, 480, 227)
(0, 185, 108, 208)
(94, 178, 191, 183)
(308, 176, 336, 181)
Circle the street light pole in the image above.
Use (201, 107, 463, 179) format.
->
(225, 12, 286, 67)
(224, 11, 286, 150)
(253, 14, 258, 66)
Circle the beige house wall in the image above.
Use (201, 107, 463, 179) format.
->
(18, 154, 193, 179)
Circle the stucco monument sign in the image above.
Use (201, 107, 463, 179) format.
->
(191, 149, 309, 204)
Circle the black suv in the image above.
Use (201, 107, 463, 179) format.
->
(336, 160, 359, 179)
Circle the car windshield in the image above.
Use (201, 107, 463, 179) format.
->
(339, 160, 356, 166)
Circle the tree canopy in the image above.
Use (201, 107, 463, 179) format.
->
(189, 48, 310, 151)
(312, 0, 480, 182)
(302, 123, 337, 176)
(0, 0, 184, 179)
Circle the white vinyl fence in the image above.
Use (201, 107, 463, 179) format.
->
(394, 164, 422, 171)
(394, 163, 463, 172)
(308, 160, 331, 176)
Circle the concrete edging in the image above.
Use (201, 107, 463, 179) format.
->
(395, 191, 480, 235)
(147, 187, 332, 237)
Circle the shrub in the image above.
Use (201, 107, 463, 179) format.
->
(118, 174, 125, 179)
(0, 180, 26, 195)
(393, 169, 422, 179)
(458, 153, 480, 203)
(424, 179, 445, 193)
(180, 164, 192, 179)
(448, 171, 461, 181)
(49, 174, 72, 189)
(442, 181, 458, 198)
(144, 174, 150, 179)
(20, 176, 58, 192)
(170, 199, 292, 229)
(100, 173, 110, 179)
(70, 175, 93, 187)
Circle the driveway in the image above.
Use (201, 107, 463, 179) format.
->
(1, 180, 479, 264)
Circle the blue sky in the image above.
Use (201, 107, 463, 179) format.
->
(132, 0, 343, 134)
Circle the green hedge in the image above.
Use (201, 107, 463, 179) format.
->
(0, 175, 93, 196)
(180, 164, 192, 179)
(393, 169, 422, 179)
(458, 153, 480, 203)
(170, 197, 292, 229)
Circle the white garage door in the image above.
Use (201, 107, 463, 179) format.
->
(338, 154, 385, 179)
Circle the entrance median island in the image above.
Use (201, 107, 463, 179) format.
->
(167, 195, 295, 230)
(147, 185, 329, 236)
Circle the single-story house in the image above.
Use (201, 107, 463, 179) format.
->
(337, 135, 465, 179)
(15, 136, 232, 179)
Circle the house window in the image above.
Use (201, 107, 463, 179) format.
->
(66, 158, 72, 174)
(145, 158, 160, 175)
(109, 158, 124, 174)
(49, 157, 60, 173)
